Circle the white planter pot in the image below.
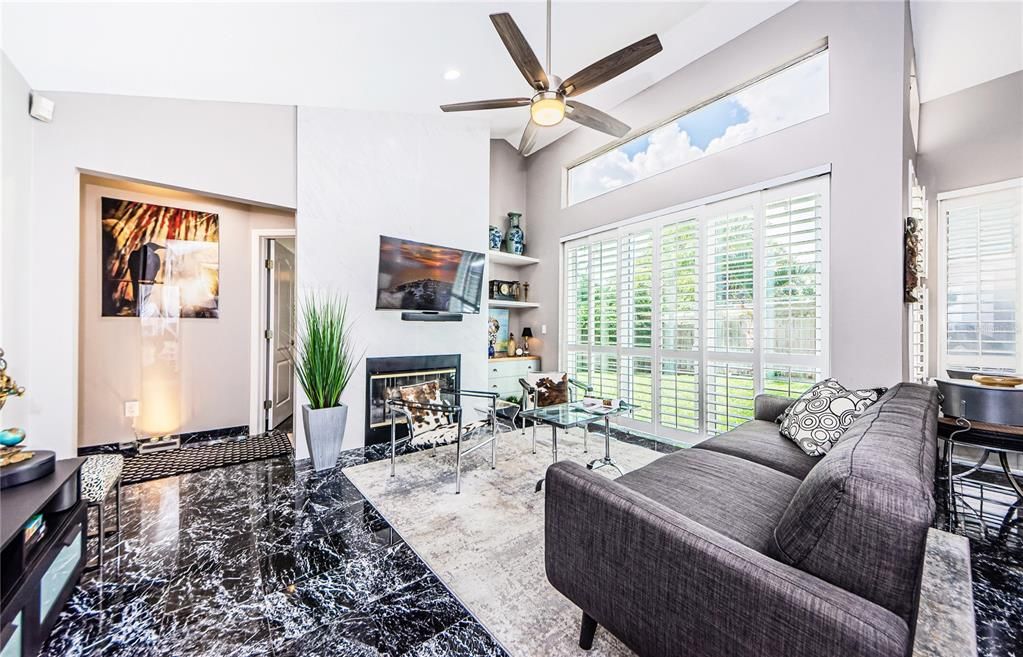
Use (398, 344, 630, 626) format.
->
(301, 403, 348, 471)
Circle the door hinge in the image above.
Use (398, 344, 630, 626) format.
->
(263, 400, 273, 410)
(265, 329, 273, 340)
(265, 258, 274, 269)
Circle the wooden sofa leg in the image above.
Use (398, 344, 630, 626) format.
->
(579, 612, 597, 650)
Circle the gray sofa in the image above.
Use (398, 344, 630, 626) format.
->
(545, 383, 939, 657)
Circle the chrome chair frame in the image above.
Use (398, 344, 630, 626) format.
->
(387, 388, 500, 494)
(518, 376, 592, 454)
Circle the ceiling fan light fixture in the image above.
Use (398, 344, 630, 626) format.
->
(530, 91, 565, 127)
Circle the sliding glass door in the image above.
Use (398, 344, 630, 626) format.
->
(562, 175, 829, 443)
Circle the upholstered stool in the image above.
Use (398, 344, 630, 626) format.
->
(81, 454, 124, 570)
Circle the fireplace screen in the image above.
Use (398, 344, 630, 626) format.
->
(364, 355, 461, 445)
(368, 368, 458, 429)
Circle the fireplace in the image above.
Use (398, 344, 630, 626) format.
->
(364, 354, 461, 445)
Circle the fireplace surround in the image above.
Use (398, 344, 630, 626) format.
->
(364, 354, 461, 445)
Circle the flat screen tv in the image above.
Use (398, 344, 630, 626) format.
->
(375, 236, 486, 314)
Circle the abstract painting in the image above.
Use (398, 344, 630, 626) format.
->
(101, 197, 220, 318)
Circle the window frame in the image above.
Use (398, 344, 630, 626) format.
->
(936, 178, 1023, 376)
(563, 42, 830, 207)
(560, 172, 830, 443)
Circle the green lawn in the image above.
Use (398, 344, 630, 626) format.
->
(569, 367, 812, 436)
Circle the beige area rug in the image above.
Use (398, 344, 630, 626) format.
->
(343, 428, 662, 657)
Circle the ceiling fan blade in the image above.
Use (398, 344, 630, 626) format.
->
(559, 34, 662, 97)
(519, 120, 539, 156)
(440, 98, 531, 112)
(566, 101, 630, 138)
(490, 13, 550, 91)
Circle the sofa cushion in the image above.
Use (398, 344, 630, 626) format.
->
(694, 420, 819, 479)
(616, 449, 801, 555)
(772, 383, 939, 622)
(779, 379, 884, 456)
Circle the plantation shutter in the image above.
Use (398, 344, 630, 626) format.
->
(704, 206, 755, 354)
(660, 217, 700, 352)
(908, 178, 928, 383)
(620, 231, 653, 349)
(591, 238, 618, 347)
(761, 179, 827, 395)
(943, 185, 1022, 372)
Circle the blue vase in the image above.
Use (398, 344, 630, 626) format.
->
(506, 213, 525, 255)
(489, 225, 503, 250)
(488, 343, 495, 358)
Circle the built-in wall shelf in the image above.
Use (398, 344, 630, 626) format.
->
(487, 251, 540, 267)
(488, 300, 540, 309)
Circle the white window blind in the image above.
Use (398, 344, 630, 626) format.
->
(908, 174, 928, 383)
(620, 231, 653, 349)
(562, 175, 829, 442)
(705, 207, 756, 354)
(660, 218, 700, 352)
(940, 182, 1022, 373)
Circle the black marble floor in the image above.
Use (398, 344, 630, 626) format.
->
(41, 448, 508, 657)
(940, 466, 1023, 657)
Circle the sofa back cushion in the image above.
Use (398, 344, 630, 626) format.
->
(772, 383, 938, 622)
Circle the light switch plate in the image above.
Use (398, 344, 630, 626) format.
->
(124, 400, 140, 418)
(541, 325, 548, 335)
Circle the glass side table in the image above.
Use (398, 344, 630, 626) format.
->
(519, 401, 638, 491)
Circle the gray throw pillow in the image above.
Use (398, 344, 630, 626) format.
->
(779, 379, 882, 456)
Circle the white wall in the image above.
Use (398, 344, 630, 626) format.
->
(77, 176, 294, 447)
(296, 107, 490, 457)
(524, 0, 912, 389)
(0, 52, 33, 431)
(29, 92, 296, 457)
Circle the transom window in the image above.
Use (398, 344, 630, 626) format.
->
(566, 48, 829, 206)
(562, 175, 829, 442)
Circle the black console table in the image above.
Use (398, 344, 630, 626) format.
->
(0, 458, 85, 657)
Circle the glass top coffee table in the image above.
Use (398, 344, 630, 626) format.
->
(520, 401, 638, 491)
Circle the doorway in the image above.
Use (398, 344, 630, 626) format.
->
(254, 234, 296, 433)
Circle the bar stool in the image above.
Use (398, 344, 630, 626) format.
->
(81, 454, 124, 570)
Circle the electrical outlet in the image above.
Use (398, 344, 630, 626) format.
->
(124, 400, 140, 418)
(541, 324, 548, 335)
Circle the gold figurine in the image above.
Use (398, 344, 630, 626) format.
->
(0, 348, 31, 465)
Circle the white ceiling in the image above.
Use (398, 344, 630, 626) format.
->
(0, 0, 795, 153)
(910, 0, 1023, 103)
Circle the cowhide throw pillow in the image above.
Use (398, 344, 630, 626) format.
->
(779, 379, 883, 456)
(398, 380, 448, 436)
(535, 375, 570, 407)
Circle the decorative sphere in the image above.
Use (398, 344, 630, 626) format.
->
(0, 427, 26, 447)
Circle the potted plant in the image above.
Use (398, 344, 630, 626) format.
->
(295, 294, 360, 471)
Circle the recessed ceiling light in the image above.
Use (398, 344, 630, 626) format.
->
(443, 69, 461, 81)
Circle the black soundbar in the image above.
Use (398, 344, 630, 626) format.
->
(400, 311, 463, 322)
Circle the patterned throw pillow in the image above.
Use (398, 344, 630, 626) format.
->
(398, 380, 448, 436)
(779, 379, 883, 456)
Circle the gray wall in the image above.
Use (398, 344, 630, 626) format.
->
(0, 52, 33, 431)
(295, 107, 490, 457)
(77, 176, 294, 447)
(29, 92, 297, 457)
(524, 0, 912, 389)
(916, 71, 1023, 379)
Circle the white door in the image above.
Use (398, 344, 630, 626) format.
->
(267, 238, 296, 430)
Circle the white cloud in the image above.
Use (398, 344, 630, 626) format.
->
(568, 52, 829, 205)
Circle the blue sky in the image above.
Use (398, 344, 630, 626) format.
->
(618, 98, 750, 159)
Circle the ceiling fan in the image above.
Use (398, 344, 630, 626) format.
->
(440, 0, 663, 155)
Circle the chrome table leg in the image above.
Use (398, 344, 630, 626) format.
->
(587, 415, 624, 476)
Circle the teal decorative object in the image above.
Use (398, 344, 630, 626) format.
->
(506, 212, 525, 255)
(0, 427, 25, 447)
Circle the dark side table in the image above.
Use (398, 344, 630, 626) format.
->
(938, 416, 1023, 537)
